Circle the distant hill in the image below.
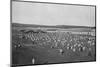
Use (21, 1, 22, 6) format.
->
(12, 23, 95, 29)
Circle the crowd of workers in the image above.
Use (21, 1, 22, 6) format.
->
(15, 30, 95, 55)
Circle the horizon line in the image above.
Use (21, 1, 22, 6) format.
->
(12, 22, 96, 27)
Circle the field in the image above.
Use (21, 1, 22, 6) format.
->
(12, 23, 96, 66)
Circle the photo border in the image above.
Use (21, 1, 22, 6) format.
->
(10, 0, 96, 67)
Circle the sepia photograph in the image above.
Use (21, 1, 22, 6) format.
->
(11, 0, 96, 67)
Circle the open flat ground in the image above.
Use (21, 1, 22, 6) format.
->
(12, 23, 96, 66)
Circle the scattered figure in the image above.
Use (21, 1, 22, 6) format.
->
(88, 51, 92, 57)
(67, 43, 70, 46)
(72, 48, 76, 52)
(89, 48, 92, 51)
(59, 49, 64, 55)
(67, 46, 69, 50)
(79, 46, 83, 52)
(78, 44, 81, 47)
(82, 47, 86, 51)
(32, 58, 35, 64)
(70, 46, 73, 49)
(88, 41, 91, 44)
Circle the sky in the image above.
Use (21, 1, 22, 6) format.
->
(12, 1, 95, 27)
